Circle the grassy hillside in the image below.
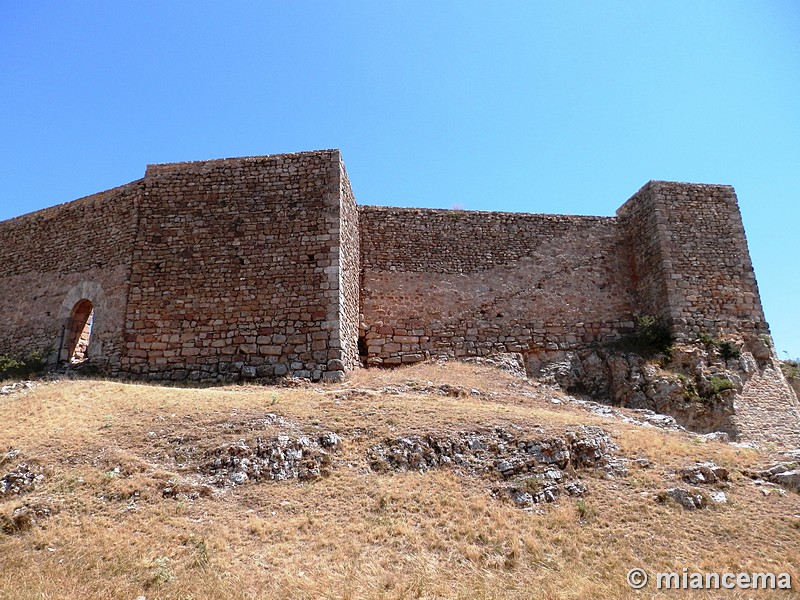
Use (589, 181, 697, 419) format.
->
(1, 362, 798, 599)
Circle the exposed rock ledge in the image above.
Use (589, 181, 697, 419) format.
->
(540, 336, 800, 448)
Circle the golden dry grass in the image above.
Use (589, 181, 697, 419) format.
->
(1, 362, 798, 599)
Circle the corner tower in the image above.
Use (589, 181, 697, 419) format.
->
(617, 180, 768, 341)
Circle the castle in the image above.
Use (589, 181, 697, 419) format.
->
(0, 149, 778, 384)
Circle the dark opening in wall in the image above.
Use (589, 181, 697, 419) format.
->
(65, 299, 95, 364)
(357, 336, 368, 359)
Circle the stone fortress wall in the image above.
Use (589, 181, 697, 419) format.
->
(0, 149, 789, 398)
(0, 181, 141, 370)
(0, 150, 356, 382)
(359, 207, 636, 373)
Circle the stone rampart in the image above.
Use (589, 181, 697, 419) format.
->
(0, 181, 141, 367)
(618, 181, 768, 340)
(123, 150, 351, 382)
(359, 207, 635, 371)
(0, 150, 795, 449)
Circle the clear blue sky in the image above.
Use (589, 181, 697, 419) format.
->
(1, 2, 798, 358)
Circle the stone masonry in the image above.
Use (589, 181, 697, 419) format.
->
(0, 149, 796, 443)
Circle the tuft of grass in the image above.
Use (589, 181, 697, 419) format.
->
(708, 376, 735, 397)
(781, 360, 799, 381)
(575, 500, 597, 522)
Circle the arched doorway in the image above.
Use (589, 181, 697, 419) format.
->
(65, 299, 95, 364)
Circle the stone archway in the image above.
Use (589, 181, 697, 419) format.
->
(55, 281, 107, 364)
(65, 299, 94, 363)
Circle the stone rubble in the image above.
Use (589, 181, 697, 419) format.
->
(0, 451, 44, 496)
(203, 432, 341, 486)
(659, 487, 712, 510)
(679, 462, 729, 486)
(367, 425, 622, 507)
(0, 380, 38, 396)
(743, 457, 800, 493)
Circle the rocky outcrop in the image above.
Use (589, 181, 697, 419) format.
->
(368, 425, 625, 508)
(0, 450, 43, 496)
(545, 338, 800, 447)
(0, 381, 38, 396)
(461, 353, 527, 379)
(204, 432, 341, 486)
(743, 452, 800, 493)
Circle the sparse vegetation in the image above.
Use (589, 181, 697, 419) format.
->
(0, 350, 47, 381)
(612, 315, 673, 359)
(696, 334, 740, 360)
(575, 499, 597, 522)
(781, 360, 799, 381)
(718, 340, 740, 360)
(0, 362, 797, 599)
(708, 376, 736, 397)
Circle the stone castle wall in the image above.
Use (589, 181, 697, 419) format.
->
(0, 181, 141, 368)
(123, 150, 350, 382)
(618, 181, 768, 341)
(0, 150, 781, 390)
(337, 159, 361, 373)
(358, 207, 636, 371)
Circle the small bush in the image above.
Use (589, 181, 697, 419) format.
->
(576, 500, 597, 521)
(782, 361, 800, 381)
(718, 341, 741, 360)
(698, 333, 716, 348)
(0, 351, 47, 380)
(612, 315, 673, 359)
(709, 376, 735, 396)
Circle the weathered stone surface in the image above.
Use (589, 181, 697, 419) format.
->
(770, 470, 800, 492)
(367, 426, 617, 507)
(0, 452, 43, 496)
(1, 149, 796, 447)
(552, 342, 800, 447)
(680, 462, 729, 485)
(0, 150, 358, 383)
(461, 353, 527, 379)
(659, 487, 708, 510)
(204, 432, 340, 486)
(0, 381, 38, 396)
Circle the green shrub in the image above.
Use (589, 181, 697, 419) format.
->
(708, 376, 735, 396)
(698, 332, 716, 348)
(576, 499, 597, 521)
(612, 315, 673, 359)
(0, 351, 48, 380)
(782, 361, 800, 381)
(718, 341, 741, 360)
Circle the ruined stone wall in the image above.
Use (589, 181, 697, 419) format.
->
(122, 151, 347, 382)
(618, 181, 768, 340)
(359, 207, 636, 370)
(0, 182, 141, 367)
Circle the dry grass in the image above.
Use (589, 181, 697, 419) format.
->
(1, 362, 798, 599)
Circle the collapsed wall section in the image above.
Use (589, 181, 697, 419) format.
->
(122, 150, 348, 382)
(359, 207, 635, 371)
(0, 182, 141, 368)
